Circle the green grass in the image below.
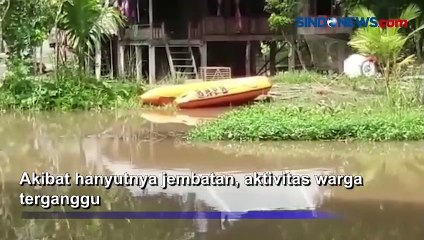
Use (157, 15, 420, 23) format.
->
(188, 71, 424, 142)
(271, 70, 383, 91)
(0, 73, 145, 111)
(271, 70, 330, 84)
(187, 102, 424, 141)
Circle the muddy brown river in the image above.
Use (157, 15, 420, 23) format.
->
(1, 110, 424, 240)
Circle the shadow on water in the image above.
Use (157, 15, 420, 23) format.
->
(0, 110, 424, 239)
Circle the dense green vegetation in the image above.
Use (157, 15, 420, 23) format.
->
(188, 102, 424, 141)
(1, 0, 123, 67)
(0, 73, 143, 111)
(0, 0, 142, 111)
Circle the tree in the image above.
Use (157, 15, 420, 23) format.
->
(348, 4, 424, 98)
(1, 0, 124, 77)
(57, 0, 124, 74)
(265, 0, 297, 30)
(265, 0, 308, 70)
(1, 0, 53, 62)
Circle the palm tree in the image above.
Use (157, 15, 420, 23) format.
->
(348, 4, 424, 98)
(57, 0, 124, 75)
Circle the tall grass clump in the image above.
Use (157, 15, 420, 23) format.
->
(187, 103, 424, 141)
(272, 71, 328, 84)
(160, 72, 188, 85)
(0, 70, 144, 111)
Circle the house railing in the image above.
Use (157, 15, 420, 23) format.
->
(188, 22, 202, 39)
(123, 23, 166, 41)
(124, 17, 279, 41)
(200, 17, 275, 36)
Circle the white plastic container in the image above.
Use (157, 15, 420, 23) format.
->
(343, 54, 377, 78)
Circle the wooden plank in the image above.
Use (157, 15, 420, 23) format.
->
(270, 42, 276, 76)
(188, 46, 198, 78)
(149, 0, 153, 38)
(245, 41, 251, 76)
(135, 46, 143, 81)
(117, 42, 125, 77)
(337, 41, 345, 73)
(288, 36, 295, 71)
(202, 35, 285, 42)
(109, 40, 114, 78)
(148, 46, 156, 84)
(95, 40, 101, 80)
(200, 43, 207, 68)
(165, 44, 176, 78)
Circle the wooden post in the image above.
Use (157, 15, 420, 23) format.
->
(217, 0, 222, 16)
(85, 56, 91, 74)
(136, 0, 140, 23)
(33, 47, 37, 75)
(95, 40, 101, 80)
(245, 41, 251, 76)
(288, 39, 295, 71)
(148, 46, 156, 84)
(149, 0, 153, 33)
(250, 42, 257, 75)
(39, 46, 43, 73)
(337, 41, 345, 73)
(200, 42, 207, 68)
(136, 46, 143, 82)
(54, 28, 60, 72)
(109, 40, 114, 78)
(0, 20, 3, 53)
(117, 42, 125, 77)
(269, 42, 277, 76)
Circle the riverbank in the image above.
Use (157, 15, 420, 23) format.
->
(188, 71, 424, 141)
(0, 72, 144, 111)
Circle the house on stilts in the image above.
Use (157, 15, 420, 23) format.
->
(98, 0, 352, 84)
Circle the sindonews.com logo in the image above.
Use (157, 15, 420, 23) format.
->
(295, 16, 409, 28)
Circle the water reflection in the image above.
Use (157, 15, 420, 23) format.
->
(0, 111, 424, 239)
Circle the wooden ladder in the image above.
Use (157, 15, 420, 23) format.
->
(165, 43, 198, 79)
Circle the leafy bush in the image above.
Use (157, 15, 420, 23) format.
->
(0, 73, 144, 111)
(188, 103, 424, 141)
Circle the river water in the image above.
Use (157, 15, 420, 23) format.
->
(1, 110, 424, 239)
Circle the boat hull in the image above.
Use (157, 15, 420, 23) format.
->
(174, 77, 272, 109)
(139, 76, 270, 106)
(176, 87, 271, 109)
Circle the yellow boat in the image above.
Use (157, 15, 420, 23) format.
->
(174, 77, 272, 109)
(139, 76, 270, 106)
